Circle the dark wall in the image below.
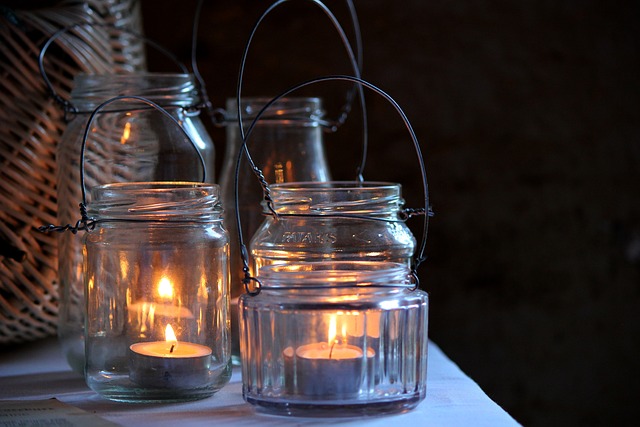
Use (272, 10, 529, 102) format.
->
(141, 1, 640, 425)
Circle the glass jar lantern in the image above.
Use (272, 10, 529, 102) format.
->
(232, 71, 431, 417)
(56, 73, 216, 373)
(83, 182, 231, 402)
(250, 181, 416, 273)
(239, 261, 428, 415)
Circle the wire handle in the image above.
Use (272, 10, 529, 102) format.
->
(38, 95, 207, 234)
(38, 23, 188, 119)
(235, 0, 368, 181)
(236, 75, 432, 295)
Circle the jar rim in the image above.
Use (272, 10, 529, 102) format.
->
(227, 96, 321, 103)
(70, 73, 199, 107)
(93, 181, 215, 193)
(269, 181, 401, 192)
(88, 182, 222, 221)
(265, 181, 404, 216)
(74, 72, 195, 81)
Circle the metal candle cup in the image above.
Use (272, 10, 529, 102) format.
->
(294, 341, 374, 398)
(129, 340, 212, 389)
(129, 325, 212, 389)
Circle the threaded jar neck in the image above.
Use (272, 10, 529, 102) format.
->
(70, 73, 200, 110)
(226, 97, 325, 128)
(88, 182, 222, 222)
(265, 181, 405, 217)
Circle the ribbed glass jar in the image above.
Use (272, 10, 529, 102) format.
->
(219, 97, 331, 361)
(56, 73, 215, 373)
(239, 261, 429, 416)
(83, 182, 231, 402)
(250, 181, 416, 272)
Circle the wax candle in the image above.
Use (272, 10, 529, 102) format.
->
(129, 324, 212, 389)
(288, 315, 375, 398)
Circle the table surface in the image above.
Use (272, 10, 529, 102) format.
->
(0, 338, 519, 426)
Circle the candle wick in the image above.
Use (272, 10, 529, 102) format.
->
(329, 340, 337, 359)
(170, 344, 175, 353)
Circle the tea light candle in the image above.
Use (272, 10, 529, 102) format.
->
(290, 315, 375, 397)
(295, 342, 366, 397)
(129, 324, 212, 388)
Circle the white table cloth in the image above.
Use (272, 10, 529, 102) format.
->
(0, 338, 519, 426)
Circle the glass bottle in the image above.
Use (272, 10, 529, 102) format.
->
(56, 73, 215, 373)
(84, 182, 231, 402)
(250, 181, 416, 272)
(219, 97, 331, 360)
(239, 261, 429, 415)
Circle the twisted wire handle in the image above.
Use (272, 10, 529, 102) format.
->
(237, 75, 431, 295)
(38, 23, 188, 119)
(233, 0, 368, 294)
(38, 95, 207, 234)
(236, 0, 368, 181)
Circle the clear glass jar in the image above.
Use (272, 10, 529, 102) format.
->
(250, 181, 416, 272)
(219, 97, 331, 360)
(84, 182, 231, 402)
(56, 73, 215, 373)
(239, 261, 429, 416)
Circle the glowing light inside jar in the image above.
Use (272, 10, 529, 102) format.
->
(157, 277, 174, 300)
(120, 121, 132, 145)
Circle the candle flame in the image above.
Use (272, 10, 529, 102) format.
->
(165, 324, 178, 344)
(158, 276, 174, 299)
(328, 315, 337, 344)
(120, 121, 131, 145)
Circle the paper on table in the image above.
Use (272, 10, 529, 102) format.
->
(0, 398, 119, 427)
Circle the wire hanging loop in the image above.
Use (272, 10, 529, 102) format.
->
(232, 0, 368, 294)
(38, 22, 189, 120)
(38, 95, 207, 235)
(237, 75, 431, 293)
(236, 0, 368, 181)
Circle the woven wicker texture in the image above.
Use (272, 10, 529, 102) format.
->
(0, 0, 145, 344)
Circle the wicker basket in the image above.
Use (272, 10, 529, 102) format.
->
(0, 0, 145, 344)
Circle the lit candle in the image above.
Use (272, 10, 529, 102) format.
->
(129, 324, 212, 388)
(289, 315, 375, 398)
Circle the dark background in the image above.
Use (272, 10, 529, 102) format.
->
(141, 1, 640, 425)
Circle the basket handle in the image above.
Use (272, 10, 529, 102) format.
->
(235, 0, 368, 180)
(38, 23, 188, 119)
(37, 95, 207, 235)
(236, 75, 432, 295)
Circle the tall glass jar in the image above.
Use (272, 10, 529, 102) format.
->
(250, 181, 416, 272)
(56, 73, 216, 373)
(219, 97, 331, 360)
(84, 182, 231, 402)
(239, 261, 429, 415)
